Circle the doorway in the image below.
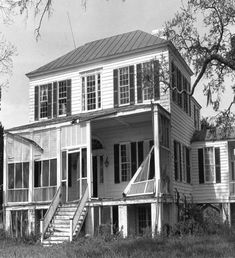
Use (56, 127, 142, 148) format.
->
(92, 155, 104, 198)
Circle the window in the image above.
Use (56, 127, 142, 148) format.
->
(120, 143, 131, 182)
(174, 141, 182, 182)
(198, 147, 221, 184)
(82, 73, 101, 111)
(171, 61, 191, 115)
(138, 205, 151, 235)
(142, 62, 154, 101)
(8, 162, 29, 190)
(58, 80, 67, 115)
(119, 67, 130, 105)
(34, 80, 71, 121)
(34, 159, 57, 187)
(182, 146, 191, 183)
(39, 85, 48, 118)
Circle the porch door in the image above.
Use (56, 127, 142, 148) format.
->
(92, 154, 104, 198)
(67, 151, 80, 202)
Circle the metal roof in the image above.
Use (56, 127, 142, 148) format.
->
(26, 30, 168, 78)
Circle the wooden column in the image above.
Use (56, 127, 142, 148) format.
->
(153, 105, 162, 233)
(110, 206, 113, 235)
(28, 143, 33, 203)
(56, 128, 61, 189)
(118, 205, 128, 238)
(86, 121, 92, 199)
(3, 134, 7, 205)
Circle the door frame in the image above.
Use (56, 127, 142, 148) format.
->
(92, 149, 104, 198)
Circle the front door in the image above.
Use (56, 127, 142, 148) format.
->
(68, 152, 80, 202)
(92, 154, 104, 198)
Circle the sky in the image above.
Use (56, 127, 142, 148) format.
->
(0, 0, 233, 129)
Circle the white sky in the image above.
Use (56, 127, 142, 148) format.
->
(0, 0, 233, 129)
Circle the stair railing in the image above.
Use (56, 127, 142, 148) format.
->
(40, 185, 62, 242)
(69, 186, 89, 241)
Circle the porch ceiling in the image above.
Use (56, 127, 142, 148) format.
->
(91, 110, 152, 130)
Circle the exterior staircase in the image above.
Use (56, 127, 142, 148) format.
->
(42, 202, 88, 246)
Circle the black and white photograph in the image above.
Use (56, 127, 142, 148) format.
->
(0, 0, 235, 257)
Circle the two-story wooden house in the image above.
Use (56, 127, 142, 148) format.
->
(3, 30, 202, 245)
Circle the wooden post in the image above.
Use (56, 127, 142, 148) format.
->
(118, 205, 128, 238)
(28, 142, 33, 203)
(86, 121, 92, 199)
(98, 206, 102, 226)
(151, 202, 157, 237)
(3, 134, 7, 205)
(40, 219, 43, 242)
(110, 206, 113, 235)
(69, 218, 73, 241)
(56, 128, 61, 189)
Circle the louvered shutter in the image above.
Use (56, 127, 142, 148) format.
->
(198, 148, 204, 184)
(179, 143, 182, 181)
(53, 82, 58, 118)
(34, 86, 39, 121)
(138, 141, 144, 166)
(47, 83, 52, 119)
(215, 147, 221, 183)
(129, 65, 135, 105)
(114, 144, 120, 183)
(66, 79, 72, 116)
(186, 147, 191, 183)
(153, 60, 160, 100)
(131, 142, 137, 177)
(174, 141, 178, 181)
(137, 63, 143, 103)
(113, 69, 119, 108)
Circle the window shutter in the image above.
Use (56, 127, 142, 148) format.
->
(137, 63, 143, 103)
(129, 65, 135, 105)
(113, 69, 119, 108)
(179, 143, 182, 181)
(34, 86, 39, 121)
(114, 144, 120, 184)
(138, 141, 144, 166)
(66, 79, 72, 116)
(47, 83, 52, 119)
(53, 82, 58, 118)
(174, 141, 178, 181)
(198, 148, 204, 184)
(153, 60, 160, 100)
(131, 142, 137, 177)
(215, 147, 221, 183)
(186, 147, 191, 183)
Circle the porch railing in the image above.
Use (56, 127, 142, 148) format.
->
(7, 189, 29, 203)
(230, 182, 235, 195)
(69, 185, 89, 241)
(40, 185, 61, 242)
(34, 186, 57, 202)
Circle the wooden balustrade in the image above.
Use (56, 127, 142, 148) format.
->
(40, 185, 61, 242)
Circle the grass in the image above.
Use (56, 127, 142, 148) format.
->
(1, 231, 235, 257)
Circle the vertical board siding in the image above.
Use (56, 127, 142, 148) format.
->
(191, 141, 229, 203)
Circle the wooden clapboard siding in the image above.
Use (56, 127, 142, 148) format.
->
(93, 122, 153, 199)
(191, 141, 229, 203)
(29, 49, 170, 122)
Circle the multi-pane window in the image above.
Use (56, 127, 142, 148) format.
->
(119, 67, 130, 105)
(204, 147, 215, 183)
(34, 159, 57, 187)
(8, 162, 29, 190)
(58, 81, 67, 115)
(40, 85, 48, 118)
(82, 73, 101, 111)
(120, 143, 131, 182)
(142, 62, 154, 101)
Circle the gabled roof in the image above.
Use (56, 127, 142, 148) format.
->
(27, 30, 183, 78)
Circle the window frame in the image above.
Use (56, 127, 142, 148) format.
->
(34, 158, 57, 188)
(8, 162, 29, 190)
(39, 84, 49, 119)
(58, 80, 67, 116)
(118, 66, 130, 106)
(119, 142, 131, 182)
(203, 147, 216, 183)
(81, 72, 101, 111)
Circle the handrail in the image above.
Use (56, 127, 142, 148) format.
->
(70, 186, 89, 240)
(40, 185, 61, 241)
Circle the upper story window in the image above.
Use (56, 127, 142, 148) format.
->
(171, 62, 191, 116)
(39, 85, 49, 118)
(58, 81, 67, 115)
(82, 73, 101, 111)
(136, 60, 160, 103)
(198, 147, 221, 184)
(34, 79, 71, 121)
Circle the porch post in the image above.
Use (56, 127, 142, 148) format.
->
(3, 134, 7, 206)
(118, 205, 128, 238)
(151, 202, 157, 237)
(153, 105, 162, 233)
(86, 121, 92, 199)
(56, 128, 61, 189)
(28, 143, 33, 203)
